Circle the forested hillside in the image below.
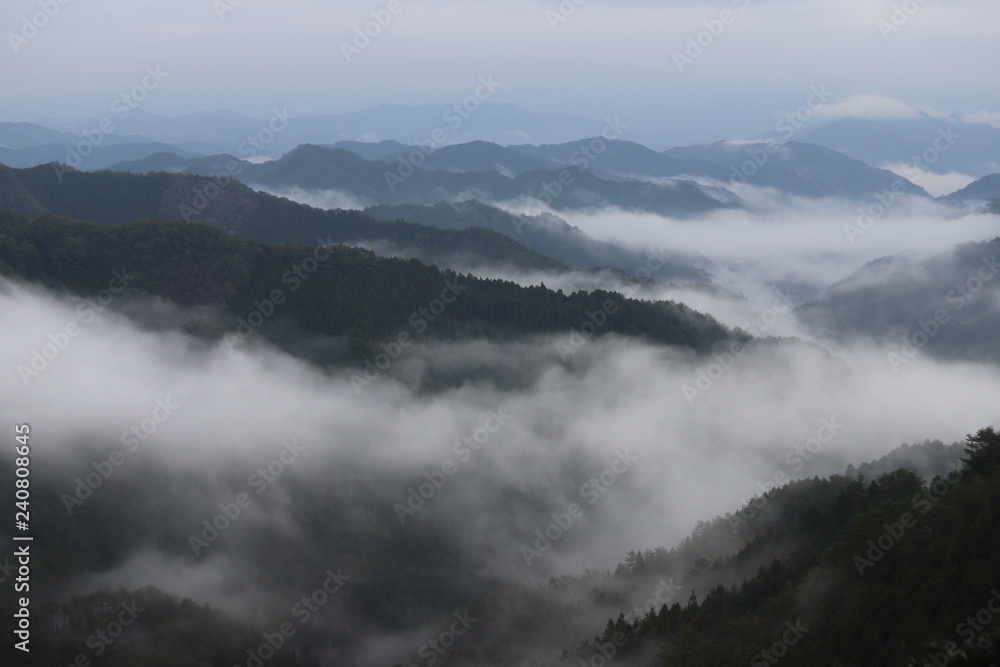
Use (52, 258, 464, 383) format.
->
(1, 429, 995, 666)
(0, 208, 734, 369)
(0, 164, 574, 274)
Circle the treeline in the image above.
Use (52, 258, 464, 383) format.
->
(0, 423, 995, 665)
(4, 586, 314, 667)
(0, 163, 573, 273)
(0, 208, 734, 366)
(545, 427, 1000, 667)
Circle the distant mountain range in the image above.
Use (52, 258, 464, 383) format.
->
(796, 237, 1000, 363)
(101, 138, 948, 214)
(109, 143, 744, 218)
(8, 106, 1000, 210)
(665, 141, 929, 199)
(0, 207, 737, 368)
(26, 104, 716, 155)
(5, 159, 997, 366)
(796, 114, 1000, 178)
(0, 163, 578, 276)
(943, 173, 1000, 208)
(0, 162, 716, 286)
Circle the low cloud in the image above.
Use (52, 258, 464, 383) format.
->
(880, 162, 977, 197)
(253, 184, 371, 211)
(962, 109, 1000, 129)
(811, 94, 921, 121)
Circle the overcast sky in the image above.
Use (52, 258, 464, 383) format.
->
(1, 0, 998, 136)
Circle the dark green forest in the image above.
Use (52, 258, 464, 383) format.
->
(0, 163, 575, 274)
(0, 207, 734, 371)
(0, 164, 997, 666)
(545, 427, 1000, 667)
(1, 428, 997, 666)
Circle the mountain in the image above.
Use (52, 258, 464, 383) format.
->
(2, 356, 996, 667)
(0, 207, 737, 363)
(103, 152, 720, 283)
(31, 104, 721, 157)
(104, 150, 208, 174)
(109, 151, 250, 176)
(115, 109, 270, 146)
(280, 102, 643, 150)
(665, 140, 929, 199)
(0, 140, 204, 170)
(329, 139, 420, 161)
(237, 144, 739, 216)
(408, 140, 555, 175)
(843, 438, 965, 481)
(548, 428, 1000, 667)
(109, 144, 739, 217)
(942, 173, 1000, 206)
(0, 164, 46, 217)
(0, 121, 79, 148)
(795, 237, 1000, 363)
(363, 200, 711, 283)
(33, 104, 630, 153)
(333, 135, 733, 183)
(282, 102, 611, 148)
(33, 109, 271, 148)
(106, 137, 940, 211)
(510, 138, 731, 181)
(797, 115, 1000, 178)
(0, 164, 577, 275)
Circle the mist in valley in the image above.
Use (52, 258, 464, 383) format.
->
(2, 192, 999, 662)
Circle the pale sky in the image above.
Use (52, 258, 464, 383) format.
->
(1, 0, 998, 136)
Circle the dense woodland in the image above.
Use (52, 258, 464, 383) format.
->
(0, 163, 577, 274)
(0, 163, 997, 666)
(1, 428, 997, 666)
(0, 207, 734, 370)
